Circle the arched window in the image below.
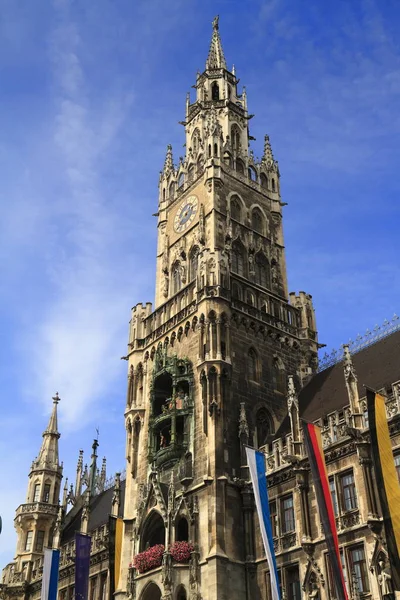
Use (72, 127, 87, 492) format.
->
(231, 242, 245, 277)
(178, 173, 184, 188)
(187, 164, 195, 182)
(141, 583, 162, 600)
(273, 356, 286, 394)
(208, 144, 212, 158)
(230, 196, 241, 221)
(212, 82, 219, 101)
(248, 166, 257, 181)
(140, 512, 165, 551)
(176, 517, 189, 541)
(231, 125, 241, 151)
(189, 247, 199, 281)
(176, 586, 187, 600)
(236, 159, 245, 175)
(260, 173, 268, 189)
(214, 143, 218, 157)
(246, 291, 255, 306)
(162, 188, 166, 200)
(232, 283, 241, 300)
(197, 154, 204, 173)
(255, 253, 270, 288)
(132, 418, 141, 478)
(169, 181, 175, 198)
(172, 263, 182, 294)
(252, 208, 263, 234)
(256, 408, 272, 448)
(271, 177, 276, 192)
(192, 129, 200, 155)
(248, 348, 258, 381)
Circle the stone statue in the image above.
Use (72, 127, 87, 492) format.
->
(378, 560, 394, 599)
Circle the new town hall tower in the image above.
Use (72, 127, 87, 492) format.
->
(120, 17, 318, 600)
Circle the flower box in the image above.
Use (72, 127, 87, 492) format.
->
(133, 544, 165, 574)
(169, 541, 194, 564)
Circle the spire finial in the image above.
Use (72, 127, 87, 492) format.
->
(206, 16, 227, 70)
(52, 392, 60, 405)
(162, 144, 174, 176)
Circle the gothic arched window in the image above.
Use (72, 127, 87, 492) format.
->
(236, 159, 245, 175)
(273, 356, 286, 394)
(232, 283, 241, 300)
(260, 173, 268, 189)
(176, 517, 189, 542)
(140, 512, 165, 551)
(172, 262, 182, 294)
(256, 408, 272, 448)
(189, 247, 199, 282)
(187, 164, 195, 182)
(169, 181, 175, 198)
(192, 129, 200, 155)
(252, 208, 263, 234)
(255, 253, 270, 288)
(271, 177, 276, 192)
(212, 82, 220, 101)
(231, 125, 241, 152)
(248, 348, 258, 381)
(230, 196, 241, 221)
(178, 173, 184, 188)
(231, 242, 245, 277)
(248, 166, 257, 182)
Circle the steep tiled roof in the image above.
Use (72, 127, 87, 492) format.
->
(276, 329, 400, 436)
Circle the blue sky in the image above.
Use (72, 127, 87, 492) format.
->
(1, 0, 400, 565)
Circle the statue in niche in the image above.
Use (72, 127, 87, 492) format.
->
(378, 560, 394, 599)
(308, 581, 320, 599)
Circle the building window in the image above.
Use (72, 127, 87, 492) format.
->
(272, 357, 286, 394)
(349, 545, 369, 593)
(25, 530, 33, 552)
(100, 574, 107, 600)
(255, 253, 270, 288)
(33, 484, 40, 503)
(172, 263, 182, 294)
(256, 408, 272, 448)
(394, 453, 400, 483)
(326, 549, 348, 600)
(251, 208, 263, 234)
(89, 577, 98, 600)
(231, 243, 245, 277)
(230, 197, 241, 221)
(269, 501, 278, 538)
(281, 495, 295, 533)
(286, 565, 301, 600)
(340, 472, 357, 511)
(329, 476, 338, 517)
(35, 530, 45, 552)
(43, 484, 51, 503)
(248, 348, 258, 381)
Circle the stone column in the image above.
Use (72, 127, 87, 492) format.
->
(216, 319, 222, 360)
(357, 441, 379, 518)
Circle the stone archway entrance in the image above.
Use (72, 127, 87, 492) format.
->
(140, 582, 162, 600)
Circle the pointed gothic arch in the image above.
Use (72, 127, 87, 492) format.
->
(140, 582, 162, 600)
(255, 407, 273, 448)
(255, 252, 270, 288)
(260, 172, 268, 189)
(189, 246, 199, 282)
(251, 207, 264, 234)
(230, 195, 242, 221)
(140, 511, 165, 551)
(231, 240, 246, 277)
(172, 262, 182, 294)
(236, 159, 245, 175)
(231, 124, 241, 152)
(248, 347, 259, 381)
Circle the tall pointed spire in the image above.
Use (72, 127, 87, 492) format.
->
(162, 144, 174, 177)
(206, 16, 227, 70)
(35, 393, 61, 470)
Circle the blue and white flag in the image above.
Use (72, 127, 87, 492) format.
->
(41, 549, 60, 600)
(246, 447, 281, 600)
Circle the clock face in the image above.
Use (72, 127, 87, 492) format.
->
(173, 195, 199, 233)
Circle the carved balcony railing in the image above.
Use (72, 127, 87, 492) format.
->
(15, 502, 59, 517)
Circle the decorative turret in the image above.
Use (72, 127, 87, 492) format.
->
(9, 395, 63, 581)
(88, 438, 99, 497)
(162, 144, 174, 178)
(205, 16, 227, 71)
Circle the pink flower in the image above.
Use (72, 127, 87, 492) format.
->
(169, 541, 194, 564)
(133, 545, 165, 574)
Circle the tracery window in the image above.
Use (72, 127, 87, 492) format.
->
(231, 125, 241, 152)
(231, 242, 245, 276)
(256, 407, 272, 447)
(248, 348, 258, 381)
(255, 253, 270, 288)
(230, 197, 241, 221)
(172, 262, 182, 294)
(252, 208, 263, 234)
(189, 247, 199, 282)
(260, 173, 268, 189)
(33, 484, 40, 503)
(273, 357, 286, 394)
(212, 82, 220, 101)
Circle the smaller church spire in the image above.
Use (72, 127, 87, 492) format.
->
(89, 437, 99, 496)
(35, 393, 61, 470)
(162, 144, 174, 176)
(206, 16, 227, 71)
(263, 134, 275, 164)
